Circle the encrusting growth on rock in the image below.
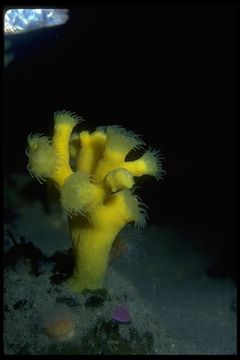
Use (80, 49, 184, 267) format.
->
(26, 110, 165, 292)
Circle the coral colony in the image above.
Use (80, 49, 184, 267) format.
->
(26, 111, 164, 292)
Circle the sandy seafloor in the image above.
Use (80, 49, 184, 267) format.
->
(4, 174, 237, 355)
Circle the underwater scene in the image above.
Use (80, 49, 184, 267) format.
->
(4, 6, 236, 355)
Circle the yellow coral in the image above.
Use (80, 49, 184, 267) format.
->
(26, 111, 165, 292)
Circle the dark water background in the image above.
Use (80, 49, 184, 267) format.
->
(3, 6, 236, 354)
(4, 5, 236, 281)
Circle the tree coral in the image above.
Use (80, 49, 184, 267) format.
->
(26, 111, 164, 292)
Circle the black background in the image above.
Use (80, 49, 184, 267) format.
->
(4, 6, 236, 279)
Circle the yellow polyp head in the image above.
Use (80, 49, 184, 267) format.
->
(54, 110, 84, 127)
(119, 190, 149, 229)
(26, 134, 58, 183)
(104, 168, 134, 193)
(79, 130, 90, 144)
(60, 171, 103, 218)
(104, 125, 145, 158)
(141, 147, 165, 180)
